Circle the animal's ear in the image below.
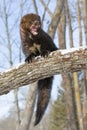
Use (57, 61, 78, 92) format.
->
(38, 15, 41, 19)
(20, 17, 26, 24)
(20, 19, 28, 31)
(20, 17, 25, 28)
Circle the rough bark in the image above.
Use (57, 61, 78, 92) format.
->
(0, 48, 87, 95)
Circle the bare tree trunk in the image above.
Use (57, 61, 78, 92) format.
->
(81, 1, 87, 129)
(3, 0, 12, 66)
(65, 0, 83, 130)
(14, 89, 20, 130)
(40, 0, 52, 17)
(65, 0, 73, 48)
(47, 0, 64, 39)
(41, 0, 50, 26)
(77, 0, 82, 46)
(58, 3, 78, 130)
(82, 71, 87, 130)
(19, 82, 37, 130)
(58, 8, 66, 49)
(3, 1, 20, 130)
(32, 0, 38, 14)
(73, 73, 83, 130)
(62, 74, 78, 130)
(82, 0, 87, 44)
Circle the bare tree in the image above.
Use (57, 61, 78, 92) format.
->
(77, 0, 82, 46)
(65, 0, 84, 130)
(19, 82, 37, 130)
(48, 0, 64, 39)
(57, 2, 78, 129)
(82, 0, 87, 44)
(81, 1, 87, 129)
(3, 1, 20, 130)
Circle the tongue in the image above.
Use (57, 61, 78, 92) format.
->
(31, 29, 38, 35)
(31, 27, 38, 35)
(32, 28, 37, 32)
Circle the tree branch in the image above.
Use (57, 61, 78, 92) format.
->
(0, 47, 87, 95)
(39, 0, 53, 17)
(48, 0, 64, 38)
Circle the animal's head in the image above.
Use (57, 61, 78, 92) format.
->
(20, 13, 41, 35)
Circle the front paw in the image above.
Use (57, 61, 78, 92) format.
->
(41, 50, 50, 57)
(25, 55, 33, 63)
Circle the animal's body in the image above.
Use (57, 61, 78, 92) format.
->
(20, 13, 58, 125)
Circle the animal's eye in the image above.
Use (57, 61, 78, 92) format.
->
(29, 21, 33, 24)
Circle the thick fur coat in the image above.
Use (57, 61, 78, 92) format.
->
(20, 13, 58, 125)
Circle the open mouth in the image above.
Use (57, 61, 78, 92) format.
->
(31, 27, 38, 35)
(30, 25, 40, 35)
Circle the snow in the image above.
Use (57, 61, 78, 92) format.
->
(60, 46, 87, 54)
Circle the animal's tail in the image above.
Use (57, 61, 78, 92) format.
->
(34, 76, 53, 126)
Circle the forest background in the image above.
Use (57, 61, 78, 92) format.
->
(0, 0, 87, 130)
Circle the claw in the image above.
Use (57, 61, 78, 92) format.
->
(41, 50, 49, 57)
(25, 55, 33, 63)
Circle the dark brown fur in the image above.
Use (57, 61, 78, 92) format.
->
(20, 13, 58, 126)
